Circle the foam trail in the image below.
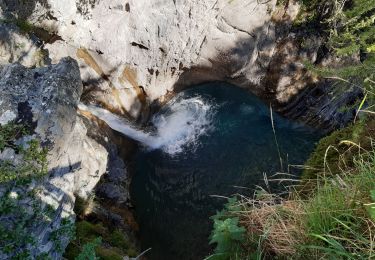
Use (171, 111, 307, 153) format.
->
(78, 95, 215, 155)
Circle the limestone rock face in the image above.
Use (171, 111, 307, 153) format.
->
(1, 0, 360, 129)
(0, 58, 108, 258)
(2, 0, 276, 115)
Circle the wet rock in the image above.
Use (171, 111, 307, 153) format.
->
(281, 79, 363, 132)
(106, 156, 128, 183)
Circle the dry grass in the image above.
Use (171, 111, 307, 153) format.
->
(236, 192, 306, 257)
(228, 137, 375, 258)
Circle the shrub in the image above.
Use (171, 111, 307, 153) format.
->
(64, 221, 138, 260)
(205, 198, 247, 260)
(76, 237, 102, 260)
(0, 122, 52, 258)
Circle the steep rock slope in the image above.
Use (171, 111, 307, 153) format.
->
(0, 58, 108, 258)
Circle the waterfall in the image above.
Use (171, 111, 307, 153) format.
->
(78, 94, 215, 155)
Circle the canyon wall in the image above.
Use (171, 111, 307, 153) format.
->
(1, 0, 361, 130)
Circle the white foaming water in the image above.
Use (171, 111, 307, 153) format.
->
(151, 95, 215, 154)
(78, 94, 215, 155)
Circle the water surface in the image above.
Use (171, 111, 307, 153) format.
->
(131, 82, 321, 260)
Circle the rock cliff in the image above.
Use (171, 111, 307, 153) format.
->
(0, 57, 109, 258)
(0, 0, 361, 130)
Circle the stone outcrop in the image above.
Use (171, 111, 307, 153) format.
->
(0, 58, 108, 258)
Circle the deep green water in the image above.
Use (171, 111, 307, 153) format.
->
(130, 82, 321, 260)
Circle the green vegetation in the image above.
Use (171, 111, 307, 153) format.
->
(76, 237, 102, 260)
(14, 19, 34, 34)
(205, 198, 247, 260)
(0, 122, 63, 259)
(0, 122, 27, 151)
(328, 0, 375, 56)
(65, 193, 138, 259)
(0, 122, 76, 258)
(301, 119, 365, 181)
(302, 147, 375, 259)
(0, 18, 35, 34)
(207, 0, 375, 259)
(207, 140, 375, 259)
(64, 220, 138, 260)
(0, 123, 47, 184)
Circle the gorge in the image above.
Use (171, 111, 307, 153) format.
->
(0, 0, 371, 259)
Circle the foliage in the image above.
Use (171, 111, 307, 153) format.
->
(328, 0, 375, 56)
(206, 198, 247, 260)
(0, 122, 27, 151)
(368, 189, 375, 221)
(64, 221, 138, 260)
(75, 237, 102, 260)
(0, 122, 58, 258)
(0, 123, 48, 184)
(294, 0, 375, 84)
(14, 19, 34, 34)
(0, 140, 48, 184)
(298, 147, 375, 258)
(50, 218, 76, 253)
(209, 218, 246, 258)
(0, 186, 59, 259)
(297, 0, 375, 101)
(301, 120, 364, 182)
